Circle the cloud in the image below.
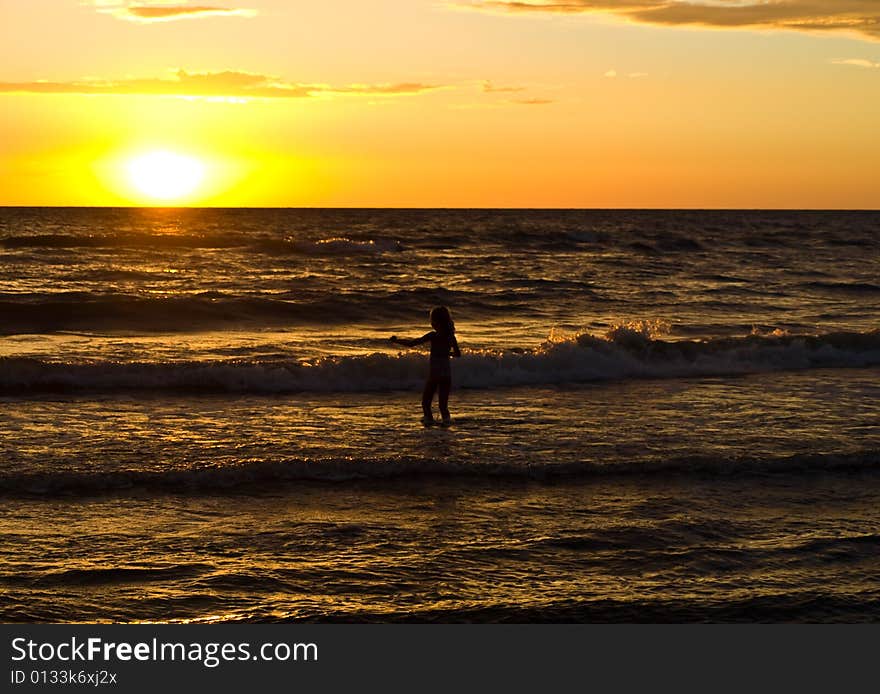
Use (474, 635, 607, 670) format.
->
(0, 69, 442, 99)
(92, 1, 257, 23)
(463, 1, 880, 42)
(115, 6, 257, 22)
(325, 82, 440, 95)
(604, 69, 648, 78)
(511, 97, 554, 104)
(482, 80, 526, 92)
(832, 57, 880, 68)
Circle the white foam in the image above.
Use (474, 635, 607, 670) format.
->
(0, 328, 878, 394)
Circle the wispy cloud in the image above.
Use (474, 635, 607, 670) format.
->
(482, 80, 526, 92)
(511, 97, 554, 104)
(326, 82, 441, 95)
(831, 57, 880, 68)
(604, 69, 648, 78)
(0, 69, 442, 99)
(92, 1, 257, 23)
(462, 1, 880, 42)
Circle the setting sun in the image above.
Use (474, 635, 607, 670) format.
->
(127, 151, 205, 201)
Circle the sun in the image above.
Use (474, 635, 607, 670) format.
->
(127, 151, 205, 201)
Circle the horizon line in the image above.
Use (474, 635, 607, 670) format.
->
(1, 205, 879, 212)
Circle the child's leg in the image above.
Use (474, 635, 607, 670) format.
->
(438, 378, 451, 420)
(422, 378, 438, 418)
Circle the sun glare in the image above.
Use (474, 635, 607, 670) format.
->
(127, 151, 205, 201)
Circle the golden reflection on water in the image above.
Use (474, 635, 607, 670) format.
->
(6, 463, 880, 623)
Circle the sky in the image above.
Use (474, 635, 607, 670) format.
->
(1, 0, 879, 208)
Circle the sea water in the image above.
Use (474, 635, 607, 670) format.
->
(1, 208, 878, 622)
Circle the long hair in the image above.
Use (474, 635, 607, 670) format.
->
(430, 306, 455, 336)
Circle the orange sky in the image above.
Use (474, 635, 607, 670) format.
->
(1, 0, 879, 207)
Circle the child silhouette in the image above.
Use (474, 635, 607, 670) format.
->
(390, 306, 461, 426)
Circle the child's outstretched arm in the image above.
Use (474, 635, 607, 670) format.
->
(451, 335, 461, 358)
(390, 332, 433, 348)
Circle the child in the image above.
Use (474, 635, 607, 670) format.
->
(390, 306, 461, 426)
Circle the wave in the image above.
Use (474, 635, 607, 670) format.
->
(2, 450, 878, 498)
(258, 237, 402, 256)
(0, 293, 338, 333)
(274, 592, 880, 623)
(0, 327, 878, 394)
(0, 287, 554, 333)
(26, 564, 211, 587)
(800, 281, 880, 294)
(0, 232, 402, 256)
(4, 209, 879, 257)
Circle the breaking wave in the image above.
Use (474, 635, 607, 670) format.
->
(0, 327, 877, 394)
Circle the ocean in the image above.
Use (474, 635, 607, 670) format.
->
(1, 207, 878, 623)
